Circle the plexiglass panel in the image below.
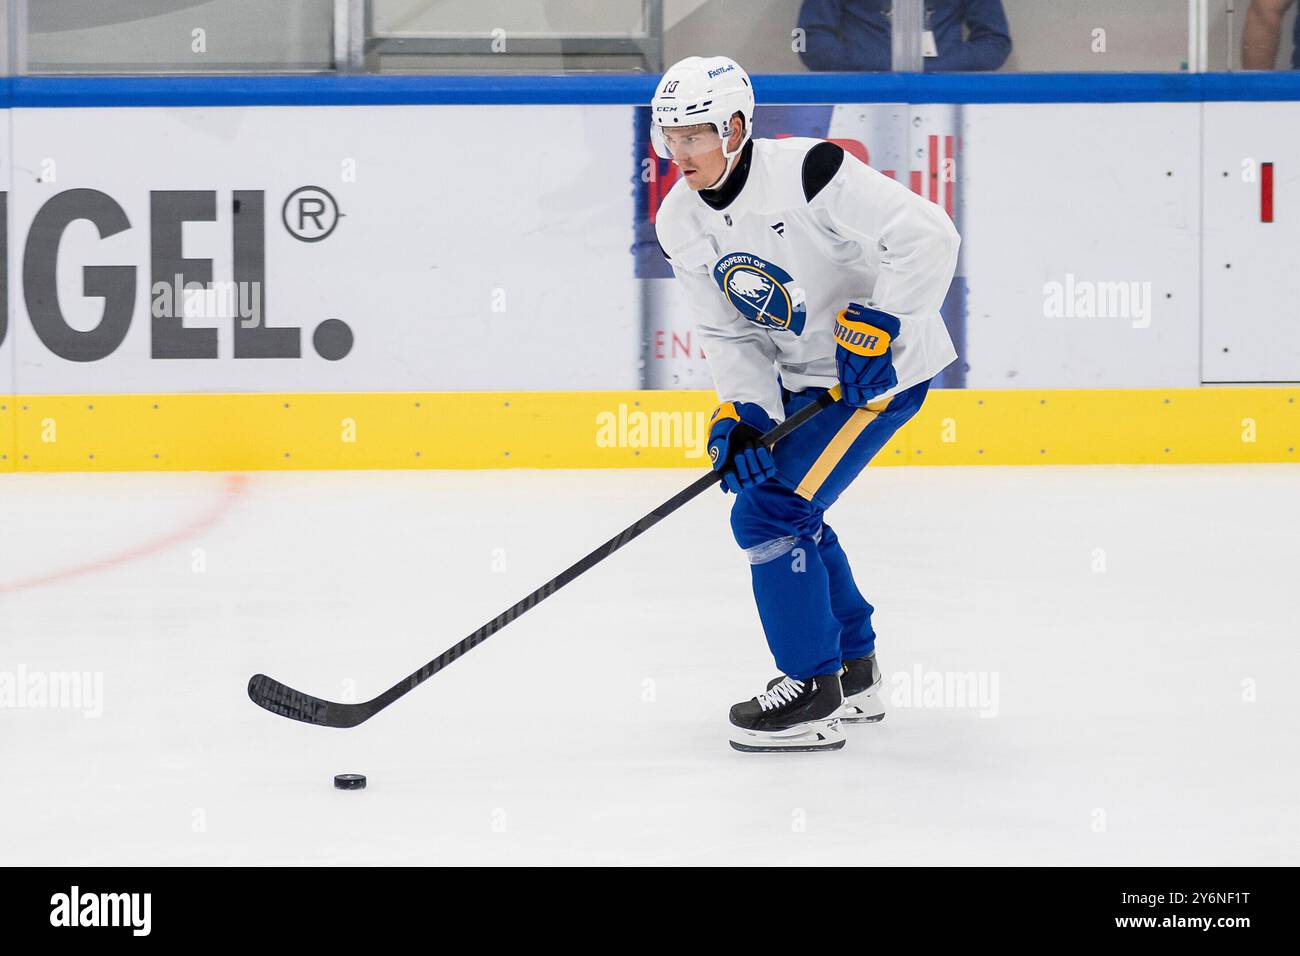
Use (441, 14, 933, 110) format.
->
(24, 0, 333, 74)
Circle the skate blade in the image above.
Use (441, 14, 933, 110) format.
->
(729, 720, 845, 753)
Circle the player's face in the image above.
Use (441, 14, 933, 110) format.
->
(659, 124, 726, 190)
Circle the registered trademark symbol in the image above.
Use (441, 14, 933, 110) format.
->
(282, 185, 340, 242)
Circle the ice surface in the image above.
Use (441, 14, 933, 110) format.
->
(1, 465, 1297, 865)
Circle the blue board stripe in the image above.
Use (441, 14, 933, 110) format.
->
(2, 72, 1300, 108)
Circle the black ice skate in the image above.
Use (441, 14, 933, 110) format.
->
(763, 652, 885, 725)
(838, 652, 886, 723)
(729, 673, 845, 752)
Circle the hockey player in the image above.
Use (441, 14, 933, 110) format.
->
(652, 56, 960, 752)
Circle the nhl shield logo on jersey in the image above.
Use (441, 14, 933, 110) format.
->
(713, 253, 806, 334)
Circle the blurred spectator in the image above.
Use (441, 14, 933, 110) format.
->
(1242, 0, 1298, 68)
(798, 0, 1011, 72)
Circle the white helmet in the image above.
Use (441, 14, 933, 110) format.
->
(650, 55, 755, 187)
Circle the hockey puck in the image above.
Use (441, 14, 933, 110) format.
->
(333, 773, 366, 791)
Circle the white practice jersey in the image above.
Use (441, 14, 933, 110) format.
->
(655, 136, 960, 422)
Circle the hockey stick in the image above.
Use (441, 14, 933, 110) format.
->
(248, 385, 843, 728)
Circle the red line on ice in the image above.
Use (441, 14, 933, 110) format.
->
(0, 473, 248, 595)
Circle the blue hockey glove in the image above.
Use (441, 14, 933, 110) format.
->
(834, 303, 901, 407)
(707, 401, 777, 494)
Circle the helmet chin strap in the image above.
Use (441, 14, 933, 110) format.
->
(704, 124, 749, 191)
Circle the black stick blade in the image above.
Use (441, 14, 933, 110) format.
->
(247, 674, 371, 729)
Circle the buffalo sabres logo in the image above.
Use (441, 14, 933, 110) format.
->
(713, 253, 806, 334)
